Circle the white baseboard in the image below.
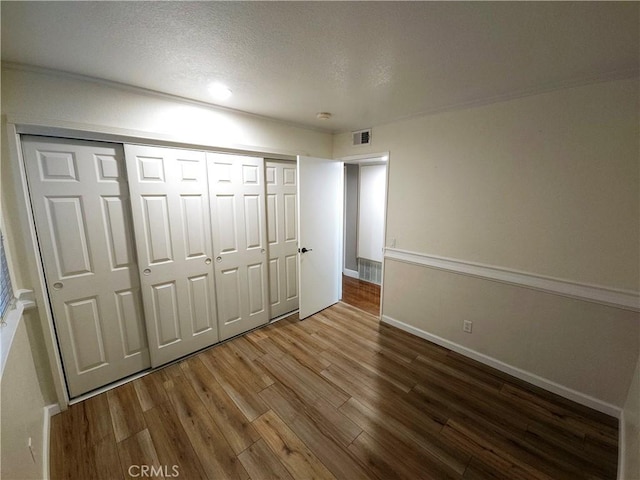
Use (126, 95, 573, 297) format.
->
(381, 314, 622, 418)
(42, 404, 60, 480)
(343, 268, 359, 279)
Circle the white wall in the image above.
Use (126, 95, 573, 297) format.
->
(334, 78, 640, 411)
(344, 164, 359, 272)
(1, 311, 49, 480)
(358, 164, 386, 263)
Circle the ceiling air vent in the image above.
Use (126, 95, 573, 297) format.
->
(352, 129, 372, 147)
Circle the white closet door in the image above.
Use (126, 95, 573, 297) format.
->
(208, 153, 269, 340)
(265, 160, 299, 319)
(22, 136, 150, 397)
(125, 145, 219, 367)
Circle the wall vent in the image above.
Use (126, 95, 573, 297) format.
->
(352, 129, 372, 146)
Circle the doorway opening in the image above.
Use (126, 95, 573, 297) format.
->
(341, 154, 388, 316)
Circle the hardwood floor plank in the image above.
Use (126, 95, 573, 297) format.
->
(500, 383, 618, 442)
(164, 375, 249, 480)
(260, 382, 363, 450)
(143, 401, 208, 480)
(348, 430, 463, 480)
(252, 410, 337, 480)
(267, 328, 331, 373)
(259, 383, 372, 479)
(92, 434, 122, 480)
(49, 412, 67, 479)
(412, 370, 531, 437)
(181, 356, 261, 455)
(133, 370, 170, 412)
(107, 382, 146, 443)
(50, 300, 619, 480)
(84, 393, 114, 445)
(339, 396, 470, 475)
(320, 344, 417, 393)
(61, 403, 98, 480)
(257, 353, 349, 408)
(341, 276, 380, 316)
(442, 420, 556, 480)
(321, 363, 445, 436)
(117, 429, 163, 480)
(238, 439, 295, 480)
(223, 341, 275, 390)
(199, 347, 269, 422)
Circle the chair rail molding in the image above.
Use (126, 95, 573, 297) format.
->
(384, 248, 639, 312)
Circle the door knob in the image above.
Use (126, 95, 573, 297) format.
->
(53, 282, 64, 290)
(299, 247, 313, 254)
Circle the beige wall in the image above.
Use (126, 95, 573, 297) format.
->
(1, 311, 48, 480)
(338, 79, 640, 478)
(383, 259, 639, 407)
(334, 78, 639, 410)
(334, 78, 639, 291)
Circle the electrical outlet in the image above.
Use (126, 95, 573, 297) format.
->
(463, 320, 473, 333)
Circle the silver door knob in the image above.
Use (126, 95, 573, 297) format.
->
(53, 282, 64, 290)
(205, 258, 212, 265)
(216, 256, 222, 262)
(143, 268, 151, 276)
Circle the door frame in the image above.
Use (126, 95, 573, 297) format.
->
(339, 151, 390, 318)
(5, 116, 298, 409)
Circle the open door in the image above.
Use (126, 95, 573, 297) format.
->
(297, 156, 344, 319)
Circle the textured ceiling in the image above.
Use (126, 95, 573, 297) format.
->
(1, 1, 638, 133)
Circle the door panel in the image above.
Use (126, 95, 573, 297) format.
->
(208, 153, 269, 340)
(265, 160, 300, 319)
(125, 145, 219, 366)
(22, 136, 150, 397)
(114, 288, 146, 356)
(297, 156, 343, 319)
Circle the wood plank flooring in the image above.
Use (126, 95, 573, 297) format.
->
(50, 302, 618, 479)
(341, 275, 381, 316)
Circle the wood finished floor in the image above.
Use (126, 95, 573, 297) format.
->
(341, 275, 381, 316)
(50, 302, 618, 480)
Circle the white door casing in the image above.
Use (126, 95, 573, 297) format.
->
(297, 156, 344, 319)
(22, 136, 150, 397)
(265, 160, 299, 319)
(208, 153, 269, 340)
(125, 144, 219, 367)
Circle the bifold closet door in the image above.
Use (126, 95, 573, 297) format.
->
(22, 136, 150, 397)
(125, 145, 219, 367)
(208, 153, 269, 340)
(265, 160, 299, 318)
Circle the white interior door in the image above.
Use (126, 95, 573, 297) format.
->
(208, 153, 269, 340)
(125, 145, 219, 367)
(265, 160, 299, 319)
(297, 156, 344, 319)
(23, 136, 150, 397)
